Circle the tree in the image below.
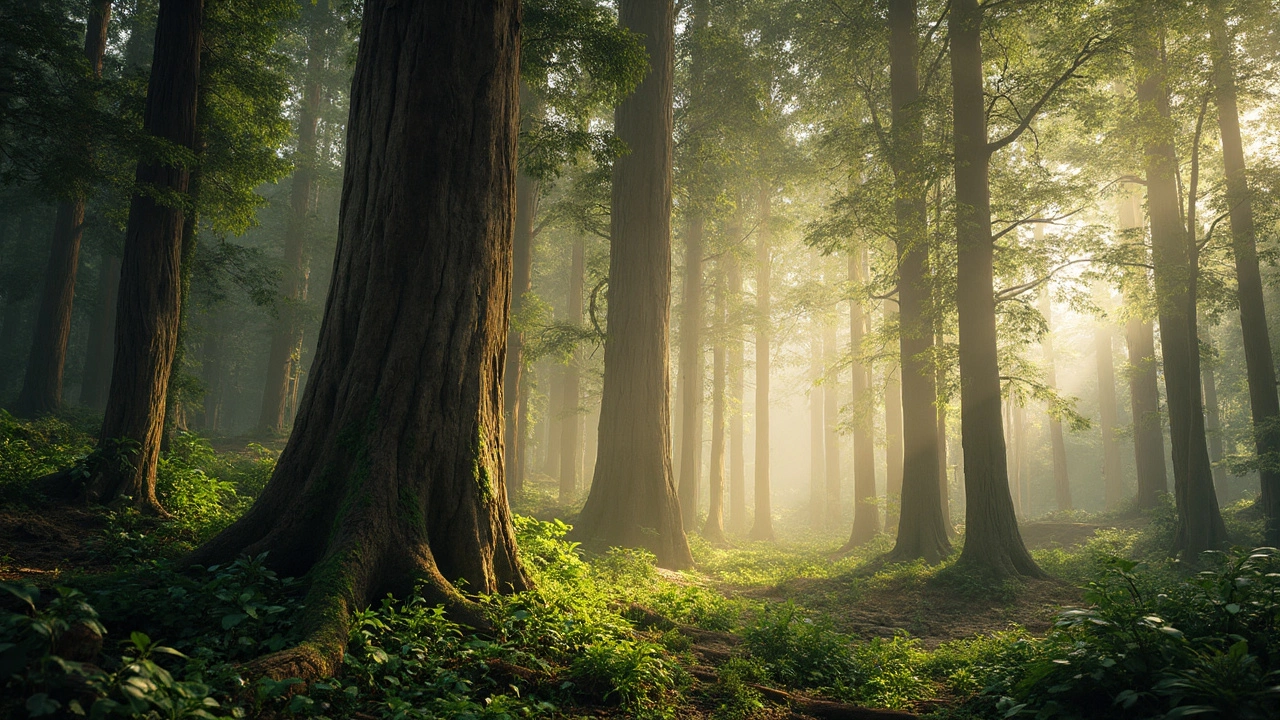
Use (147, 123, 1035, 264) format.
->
(186, 0, 528, 678)
(1209, 3, 1280, 544)
(1038, 286, 1071, 511)
(14, 0, 113, 417)
(728, 246, 747, 533)
(1094, 308, 1124, 509)
(845, 246, 879, 546)
(750, 183, 775, 541)
(705, 259, 728, 545)
(559, 235, 586, 501)
(1132, 13, 1226, 556)
(822, 284, 842, 528)
(676, 212, 705, 526)
(574, 0, 693, 569)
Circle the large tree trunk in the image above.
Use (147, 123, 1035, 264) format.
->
(1133, 21, 1226, 556)
(888, 0, 949, 564)
(1210, 8, 1280, 544)
(822, 302, 842, 528)
(186, 0, 529, 679)
(1095, 318, 1124, 509)
(750, 184, 774, 540)
(1202, 346, 1228, 498)
(77, 0, 202, 510)
(559, 236, 585, 502)
(503, 88, 541, 501)
(258, 0, 327, 435)
(79, 254, 121, 410)
(728, 251, 746, 533)
(1038, 287, 1071, 511)
(15, 0, 113, 417)
(950, 0, 1040, 577)
(845, 247, 879, 547)
(705, 261, 728, 545)
(809, 313, 825, 529)
(677, 214, 705, 526)
(574, 0, 691, 569)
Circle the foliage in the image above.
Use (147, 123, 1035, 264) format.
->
(0, 410, 95, 494)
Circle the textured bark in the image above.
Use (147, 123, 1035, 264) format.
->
(846, 248, 879, 546)
(1202, 348, 1228, 497)
(810, 316, 825, 529)
(79, 254, 121, 410)
(1126, 316, 1168, 507)
(677, 214, 705, 526)
(1038, 288, 1071, 511)
(822, 308, 842, 528)
(15, 0, 113, 417)
(82, 0, 201, 510)
(574, 0, 692, 569)
(1095, 320, 1124, 509)
(750, 185, 774, 541)
(503, 88, 541, 500)
(559, 236, 585, 502)
(1211, 9, 1280, 544)
(950, 0, 1040, 576)
(705, 262, 727, 545)
(727, 252, 746, 533)
(259, 0, 327, 434)
(1134, 22, 1226, 556)
(186, 0, 529, 679)
(888, 0, 949, 564)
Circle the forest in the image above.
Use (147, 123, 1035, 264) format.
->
(2, 0, 1280, 717)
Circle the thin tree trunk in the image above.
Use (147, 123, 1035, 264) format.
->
(544, 362, 562, 477)
(1202, 346, 1228, 498)
(79, 254, 121, 410)
(186, 0, 529, 680)
(1134, 20, 1226, 555)
(1126, 316, 1168, 506)
(728, 251, 746, 533)
(750, 184, 774, 541)
(1039, 286, 1071, 511)
(1095, 318, 1124, 509)
(678, 214, 705, 526)
(15, 0, 113, 417)
(259, 0, 327, 434)
(888, 0, 948, 563)
(845, 247, 879, 547)
(705, 262, 727, 545)
(937, 358, 950, 534)
(79, 0, 202, 510)
(823, 304, 842, 529)
(574, 0, 691, 568)
(1210, 7, 1280, 544)
(200, 313, 223, 432)
(559, 236, 585, 502)
(884, 313, 904, 515)
(810, 316, 825, 529)
(950, 0, 1040, 577)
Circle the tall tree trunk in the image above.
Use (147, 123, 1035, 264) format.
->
(1095, 318, 1124, 509)
(259, 0, 327, 434)
(543, 362, 562, 477)
(1210, 8, 1280, 543)
(884, 313, 904, 515)
(728, 251, 746, 533)
(1039, 286, 1071, 511)
(503, 87, 540, 501)
(1126, 315, 1168, 506)
(15, 0, 113, 417)
(950, 0, 1040, 577)
(574, 0, 691, 568)
(678, 214, 705, 526)
(559, 236, 585, 502)
(845, 247, 879, 547)
(200, 313, 223, 432)
(750, 184, 774, 540)
(187, 0, 529, 679)
(888, 0, 949, 563)
(1134, 21, 1226, 555)
(822, 303, 842, 528)
(937, 353, 950, 534)
(705, 261, 727, 545)
(1201, 345, 1228, 498)
(809, 315, 825, 529)
(77, 0, 202, 510)
(79, 254, 121, 410)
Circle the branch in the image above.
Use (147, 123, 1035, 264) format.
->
(1197, 210, 1231, 251)
(991, 207, 1086, 242)
(995, 257, 1095, 300)
(987, 34, 1108, 154)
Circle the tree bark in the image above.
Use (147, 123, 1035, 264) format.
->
(258, 0, 327, 435)
(186, 0, 529, 680)
(15, 0, 113, 417)
(950, 0, 1040, 577)
(678, 214, 705, 526)
(574, 0, 692, 569)
(1126, 316, 1168, 507)
(884, 314, 904, 515)
(559, 236, 585, 502)
(705, 261, 727, 545)
(1133, 21, 1226, 556)
(750, 184, 774, 541)
(1201, 345, 1228, 498)
(1095, 318, 1124, 509)
(728, 250, 746, 533)
(1038, 287, 1071, 511)
(846, 248, 879, 546)
(888, 0, 949, 564)
(79, 254, 121, 410)
(80, 0, 201, 510)
(1210, 8, 1280, 544)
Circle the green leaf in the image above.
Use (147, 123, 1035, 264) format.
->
(222, 613, 248, 629)
(26, 693, 59, 717)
